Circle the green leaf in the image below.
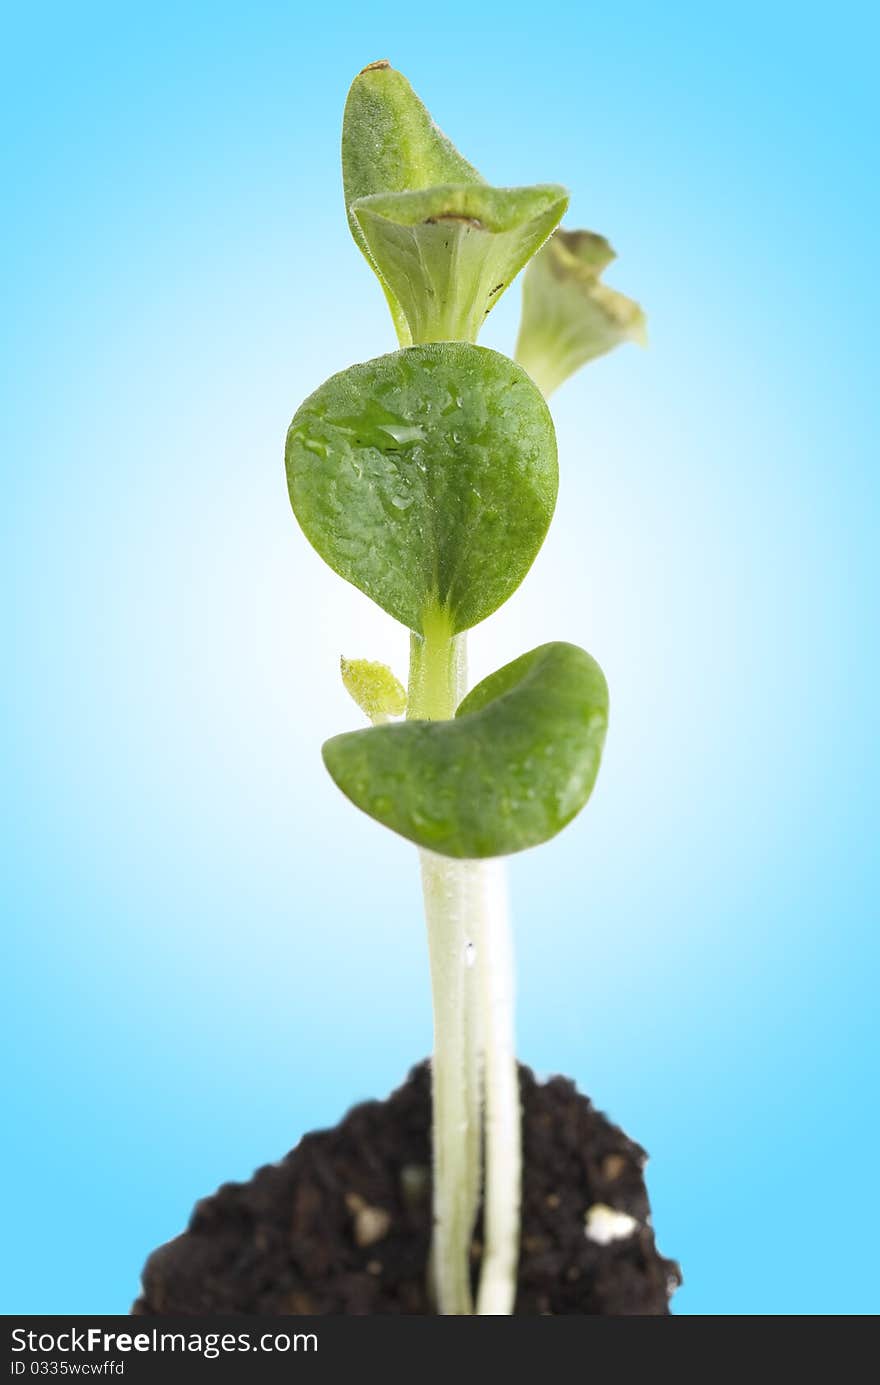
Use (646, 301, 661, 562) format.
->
(322, 642, 609, 859)
(342, 61, 484, 344)
(352, 182, 568, 345)
(285, 343, 557, 635)
(341, 657, 407, 724)
(515, 229, 646, 397)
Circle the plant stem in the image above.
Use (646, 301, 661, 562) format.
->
(418, 848, 480, 1314)
(408, 612, 521, 1316)
(409, 614, 481, 1315)
(407, 608, 466, 722)
(473, 861, 520, 1314)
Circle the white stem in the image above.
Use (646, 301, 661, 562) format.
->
(463, 879, 484, 1241)
(474, 860, 521, 1315)
(409, 620, 483, 1314)
(419, 849, 481, 1315)
(408, 616, 521, 1315)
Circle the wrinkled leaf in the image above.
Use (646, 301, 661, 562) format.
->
(515, 229, 646, 397)
(353, 182, 568, 345)
(341, 657, 407, 724)
(323, 642, 609, 859)
(342, 61, 484, 343)
(285, 343, 557, 635)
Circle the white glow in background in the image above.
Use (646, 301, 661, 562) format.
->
(2, 1, 877, 1314)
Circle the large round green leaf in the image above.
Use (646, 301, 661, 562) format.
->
(322, 642, 609, 859)
(285, 344, 557, 634)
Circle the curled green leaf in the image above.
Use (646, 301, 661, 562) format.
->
(515, 229, 646, 397)
(342, 61, 484, 343)
(341, 657, 407, 724)
(285, 343, 557, 635)
(352, 182, 568, 346)
(323, 642, 609, 859)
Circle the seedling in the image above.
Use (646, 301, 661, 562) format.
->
(285, 62, 644, 1315)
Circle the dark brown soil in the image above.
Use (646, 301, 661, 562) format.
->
(134, 1063, 680, 1316)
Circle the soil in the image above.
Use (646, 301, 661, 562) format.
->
(133, 1062, 680, 1316)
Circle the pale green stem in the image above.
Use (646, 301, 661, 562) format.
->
(473, 862, 520, 1314)
(408, 611, 521, 1316)
(462, 872, 484, 1267)
(409, 613, 481, 1315)
(418, 848, 480, 1315)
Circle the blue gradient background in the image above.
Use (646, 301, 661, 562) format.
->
(2, 1, 877, 1316)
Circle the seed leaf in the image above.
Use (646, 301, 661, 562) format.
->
(353, 183, 568, 345)
(515, 229, 646, 397)
(322, 642, 609, 859)
(342, 61, 484, 343)
(285, 344, 557, 635)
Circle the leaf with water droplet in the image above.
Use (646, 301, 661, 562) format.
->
(286, 343, 557, 634)
(515, 229, 646, 397)
(323, 643, 609, 858)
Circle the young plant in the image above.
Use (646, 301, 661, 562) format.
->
(285, 61, 643, 1315)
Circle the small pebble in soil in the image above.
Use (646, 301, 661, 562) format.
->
(584, 1204, 640, 1246)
